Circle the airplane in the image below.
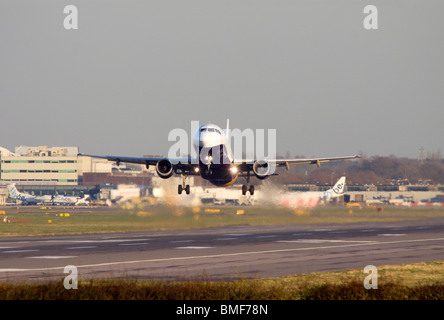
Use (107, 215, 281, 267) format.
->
(277, 176, 347, 208)
(74, 194, 92, 206)
(79, 120, 359, 195)
(48, 194, 89, 206)
(7, 184, 45, 205)
(7, 184, 90, 206)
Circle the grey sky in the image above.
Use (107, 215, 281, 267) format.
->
(1, 1, 443, 159)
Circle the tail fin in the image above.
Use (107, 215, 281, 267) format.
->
(331, 176, 346, 194)
(224, 119, 235, 163)
(321, 176, 346, 200)
(7, 184, 20, 199)
(226, 119, 230, 139)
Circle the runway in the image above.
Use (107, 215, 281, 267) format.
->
(1, 217, 444, 282)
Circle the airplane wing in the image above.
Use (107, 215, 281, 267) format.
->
(272, 155, 361, 168)
(79, 153, 359, 178)
(78, 153, 201, 175)
(79, 154, 164, 167)
(235, 155, 360, 174)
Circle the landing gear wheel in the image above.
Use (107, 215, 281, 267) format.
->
(179, 174, 191, 195)
(249, 185, 254, 195)
(242, 185, 247, 195)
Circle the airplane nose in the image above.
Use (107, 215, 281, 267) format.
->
(199, 132, 223, 148)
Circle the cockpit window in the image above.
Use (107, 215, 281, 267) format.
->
(200, 127, 221, 134)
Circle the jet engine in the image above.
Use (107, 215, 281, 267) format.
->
(252, 160, 272, 179)
(156, 159, 174, 179)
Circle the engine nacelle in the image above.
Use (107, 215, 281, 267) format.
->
(252, 160, 271, 179)
(156, 159, 174, 179)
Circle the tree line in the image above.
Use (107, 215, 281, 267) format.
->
(273, 155, 444, 186)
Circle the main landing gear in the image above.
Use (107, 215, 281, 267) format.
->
(241, 184, 254, 196)
(178, 174, 190, 195)
(241, 171, 254, 195)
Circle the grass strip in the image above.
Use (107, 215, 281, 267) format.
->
(1, 206, 444, 237)
(1, 261, 443, 300)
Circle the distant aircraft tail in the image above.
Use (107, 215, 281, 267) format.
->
(322, 176, 346, 199)
(331, 176, 346, 194)
(7, 184, 20, 199)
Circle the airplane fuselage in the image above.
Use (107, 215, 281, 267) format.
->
(193, 124, 238, 186)
(199, 161, 239, 186)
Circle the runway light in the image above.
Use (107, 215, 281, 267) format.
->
(204, 208, 220, 213)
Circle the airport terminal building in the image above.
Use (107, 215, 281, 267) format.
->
(0, 146, 153, 201)
(0, 146, 112, 186)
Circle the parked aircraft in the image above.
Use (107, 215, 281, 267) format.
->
(49, 194, 90, 206)
(278, 176, 347, 208)
(7, 184, 45, 205)
(7, 184, 90, 206)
